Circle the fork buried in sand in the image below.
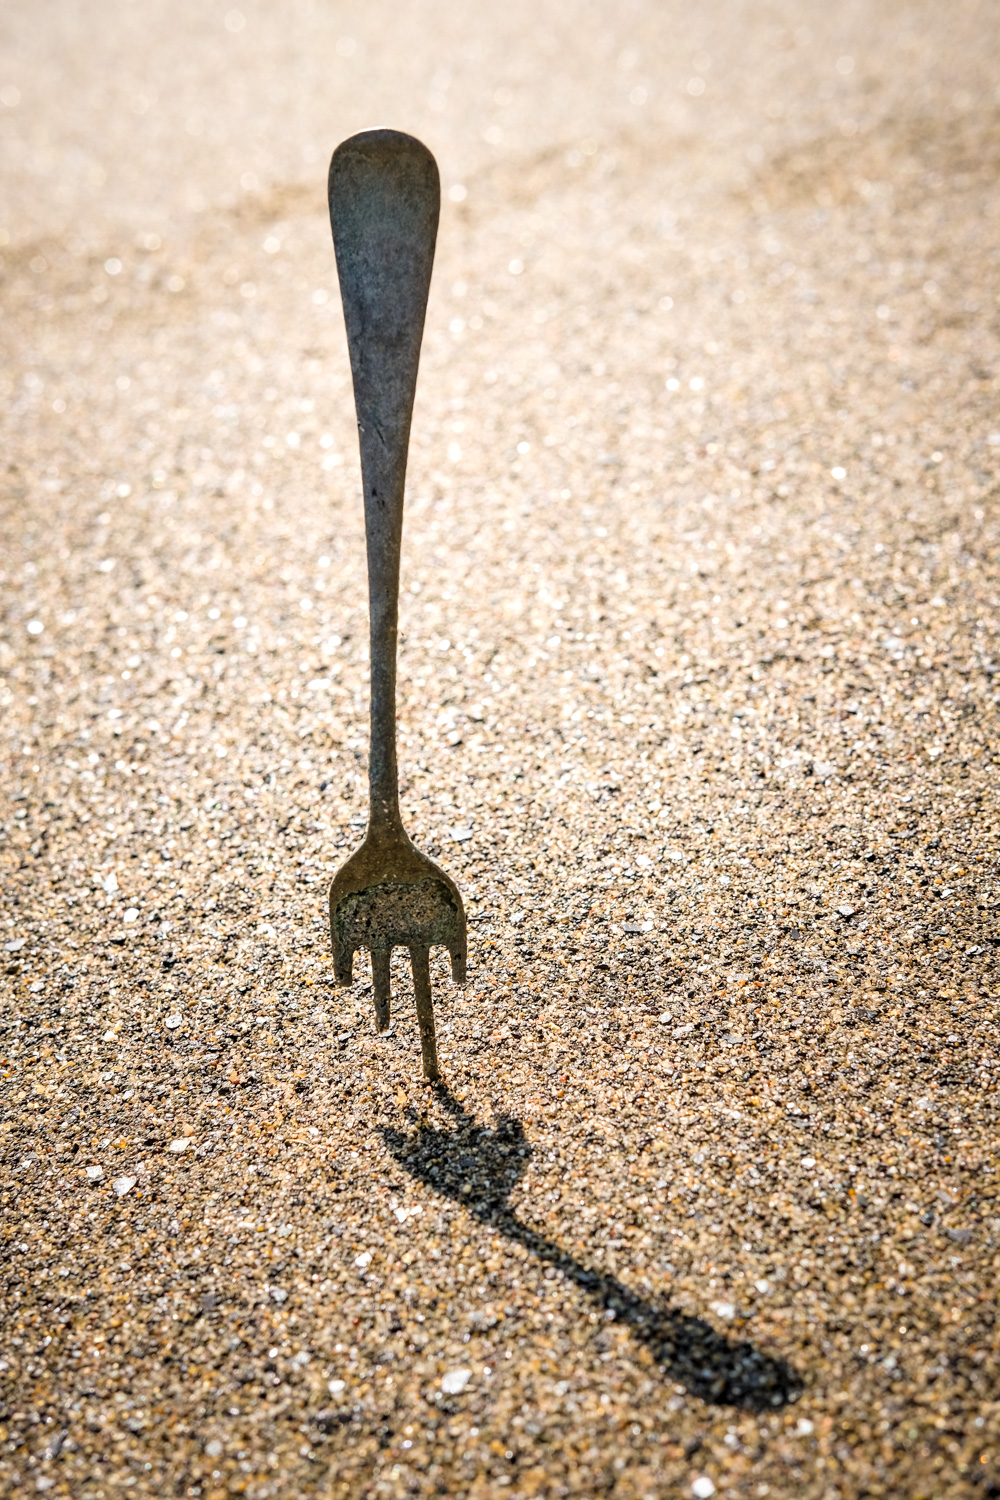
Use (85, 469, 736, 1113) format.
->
(327, 129, 466, 1081)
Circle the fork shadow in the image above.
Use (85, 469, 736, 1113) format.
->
(380, 1086, 801, 1411)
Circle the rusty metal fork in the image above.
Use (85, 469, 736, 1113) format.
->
(326, 129, 467, 1081)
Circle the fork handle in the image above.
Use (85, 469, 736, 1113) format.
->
(329, 130, 440, 836)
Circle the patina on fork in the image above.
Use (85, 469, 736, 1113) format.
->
(327, 129, 467, 1081)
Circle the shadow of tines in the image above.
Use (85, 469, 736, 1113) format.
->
(380, 1086, 801, 1411)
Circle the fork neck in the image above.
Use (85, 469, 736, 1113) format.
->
(368, 657, 405, 840)
(366, 459, 406, 841)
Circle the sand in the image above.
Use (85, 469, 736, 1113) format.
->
(2, 1, 999, 1495)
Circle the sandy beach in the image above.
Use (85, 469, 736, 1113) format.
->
(2, 1, 999, 1494)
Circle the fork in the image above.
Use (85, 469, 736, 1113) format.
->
(326, 129, 467, 1081)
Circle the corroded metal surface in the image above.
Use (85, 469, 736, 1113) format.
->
(327, 129, 466, 1079)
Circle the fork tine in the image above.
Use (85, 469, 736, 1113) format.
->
(409, 945, 440, 1082)
(371, 948, 392, 1032)
(333, 936, 354, 988)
